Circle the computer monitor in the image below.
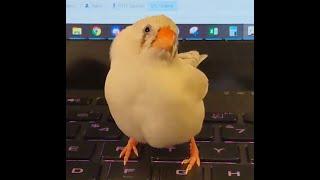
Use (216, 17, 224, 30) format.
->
(66, 0, 254, 40)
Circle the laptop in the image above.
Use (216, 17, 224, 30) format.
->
(66, 0, 254, 179)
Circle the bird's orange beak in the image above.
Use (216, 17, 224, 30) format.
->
(152, 27, 176, 52)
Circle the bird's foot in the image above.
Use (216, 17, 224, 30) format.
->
(119, 137, 138, 166)
(181, 137, 200, 174)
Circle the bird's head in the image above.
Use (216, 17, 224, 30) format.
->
(110, 15, 179, 63)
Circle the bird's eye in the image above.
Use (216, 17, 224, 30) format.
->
(144, 25, 151, 33)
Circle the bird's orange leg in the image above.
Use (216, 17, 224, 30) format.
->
(119, 137, 138, 165)
(181, 137, 200, 174)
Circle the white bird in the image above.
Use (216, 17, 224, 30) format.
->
(105, 15, 208, 173)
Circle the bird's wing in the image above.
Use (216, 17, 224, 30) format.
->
(187, 69, 209, 100)
(176, 51, 208, 67)
(176, 61, 209, 101)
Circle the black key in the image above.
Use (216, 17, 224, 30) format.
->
(96, 97, 107, 105)
(151, 143, 189, 161)
(205, 112, 237, 123)
(102, 141, 140, 160)
(85, 121, 122, 140)
(152, 163, 204, 180)
(211, 164, 254, 180)
(67, 97, 92, 105)
(243, 113, 254, 124)
(66, 161, 100, 180)
(66, 141, 96, 160)
(247, 144, 254, 163)
(67, 111, 102, 121)
(195, 124, 215, 141)
(67, 123, 81, 139)
(107, 162, 150, 180)
(199, 143, 240, 162)
(221, 124, 254, 142)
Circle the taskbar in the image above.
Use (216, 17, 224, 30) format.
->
(66, 24, 254, 41)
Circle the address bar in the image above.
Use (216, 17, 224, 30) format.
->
(112, 1, 177, 11)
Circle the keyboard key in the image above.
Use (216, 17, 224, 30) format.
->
(205, 112, 237, 123)
(102, 141, 140, 160)
(85, 121, 122, 140)
(221, 124, 254, 142)
(66, 97, 92, 106)
(247, 144, 254, 163)
(151, 143, 189, 161)
(66, 161, 100, 180)
(95, 97, 107, 105)
(243, 113, 254, 124)
(211, 164, 254, 180)
(67, 111, 102, 121)
(107, 162, 150, 180)
(195, 124, 215, 141)
(199, 143, 240, 162)
(152, 163, 204, 180)
(66, 141, 97, 160)
(66, 123, 81, 139)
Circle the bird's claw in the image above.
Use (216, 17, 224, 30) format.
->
(181, 154, 200, 174)
(119, 138, 138, 166)
(181, 137, 200, 174)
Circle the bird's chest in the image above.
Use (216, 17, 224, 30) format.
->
(106, 69, 189, 121)
(107, 64, 186, 105)
(108, 77, 187, 117)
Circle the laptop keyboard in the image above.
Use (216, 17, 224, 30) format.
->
(66, 95, 254, 180)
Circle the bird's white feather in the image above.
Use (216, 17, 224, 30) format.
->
(176, 51, 208, 67)
(105, 15, 209, 148)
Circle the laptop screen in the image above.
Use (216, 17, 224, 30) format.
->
(66, 0, 254, 40)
